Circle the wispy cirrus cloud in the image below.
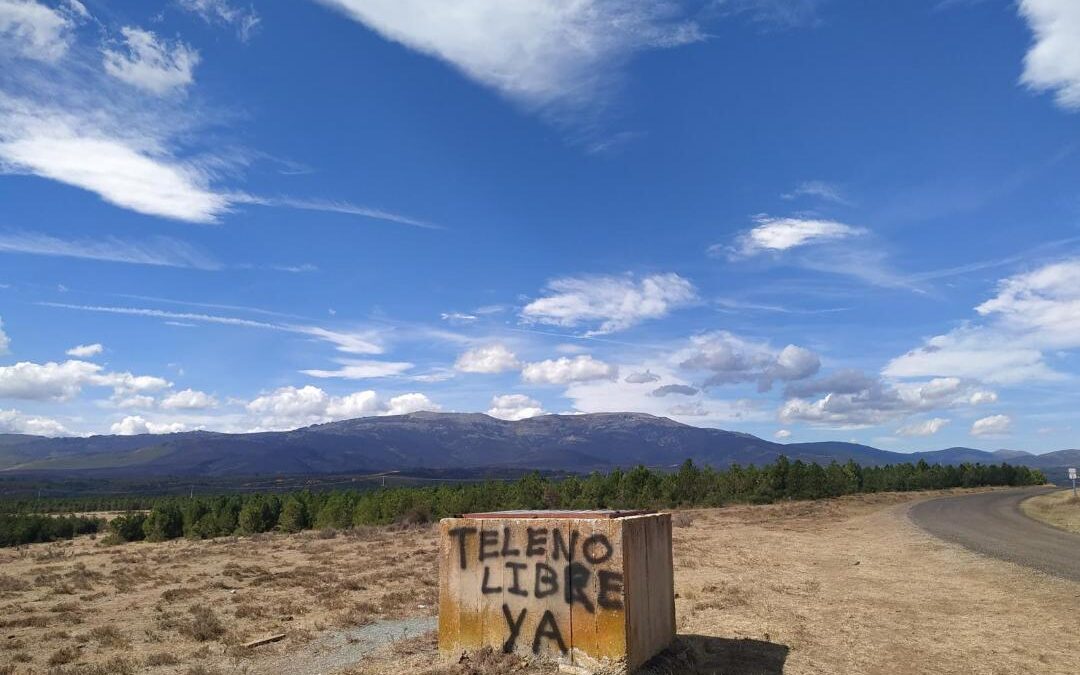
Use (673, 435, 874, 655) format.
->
(0, 2, 426, 227)
(177, 0, 260, 42)
(315, 0, 704, 119)
(38, 302, 385, 355)
(300, 359, 413, 379)
(0, 230, 223, 269)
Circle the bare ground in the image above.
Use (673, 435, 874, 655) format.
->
(2, 488, 1079, 674)
(1021, 488, 1080, 535)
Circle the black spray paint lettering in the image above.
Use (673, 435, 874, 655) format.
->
(453, 526, 625, 613)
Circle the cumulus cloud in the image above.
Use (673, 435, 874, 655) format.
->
(1019, 0, 1080, 110)
(677, 332, 820, 391)
(110, 415, 186, 435)
(0, 0, 79, 62)
(0, 408, 68, 435)
(454, 344, 520, 374)
(521, 273, 696, 335)
(103, 27, 199, 96)
(781, 375, 995, 429)
(886, 259, 1080, 384)
(65, 343, 102, 358)
(177, 0, 260, 41)
(723, 216, 863, 257)
(0, 359, 168, 401)
(315, 0, 702, 115)
(0, 316, 9, 355)
(652, 384, 698, 397)
(521, 355, 617, 385)
(971, 414, 1012, 437)
(774, 429, 792, 440)
(487, 394, 545, 421)
(245, 385, 438, 430)
(384, 392, 439, 416)
(624, 369, 660, 384)
(160, 388, 217, 410)
(896, 417, 950, 437)
(300, 360, 413, 379)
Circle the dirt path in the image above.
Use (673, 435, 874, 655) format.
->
(909, 486, 1080, 581)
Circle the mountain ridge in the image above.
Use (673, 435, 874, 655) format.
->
(0, 412, 1073, 478)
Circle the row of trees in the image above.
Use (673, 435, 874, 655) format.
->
(0, 513, 103, 548)
(95, 458, 1044, 544)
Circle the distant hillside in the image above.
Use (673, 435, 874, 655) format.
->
(0, 412, 1071, 478)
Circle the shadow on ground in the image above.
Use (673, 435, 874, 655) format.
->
(640, 634, 790, 675)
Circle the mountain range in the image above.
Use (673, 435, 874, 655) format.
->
(0, 412, 1076, 479)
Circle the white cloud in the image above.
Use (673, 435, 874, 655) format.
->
(521, 355, 617, 385)
(725, 216, 864, 257)
(971, 414, 1012, 437)
(886, 260, 1080, 384)
(521, 273, 696, 335)
(65, 343, 102, 358)
(0, 408, 68, 435)
(0, 316, 9, 355)
(0, 230, 223, 269)
(110, 415, 186, 435)
(677, 331, 820, 391)
(0, 100, 231, 223)
(1019, 0, 1080, 110)
(112, 394, 154, 409)
(315, 0, 702, 114)
(441, 312, 477, 323)
(0, 359, 168, 401)
(487, 394, 545, 421)
(774, 429, 792, 440)
(300, 360, 412, 379)
(103, 27, 199, 96)
(780, 375, 994, 429)
(160, 388, 217, 410)
(0, 0, 78, 62)
(178, 0, 260, 41)
(384, 392, 439, 416)
(245, 385, 438, 430)
(896, 417, 950, 437)
(781, 180, 849, 204)
(969, 390, 998, 405)
(455, 344, 520, 374)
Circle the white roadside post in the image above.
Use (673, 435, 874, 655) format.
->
(1069, 467, 1077, 498)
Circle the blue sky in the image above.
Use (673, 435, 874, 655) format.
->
(1, 0, 1080, 452)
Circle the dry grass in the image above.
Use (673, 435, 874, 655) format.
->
(1, 489, 1079, 674)
(1021, 489, 1080, 534)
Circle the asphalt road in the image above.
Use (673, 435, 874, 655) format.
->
(909, 487, 1080, 582)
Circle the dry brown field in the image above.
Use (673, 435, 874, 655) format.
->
(2, 488, 1078, 675)
(1021, 488, 1080, 535)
